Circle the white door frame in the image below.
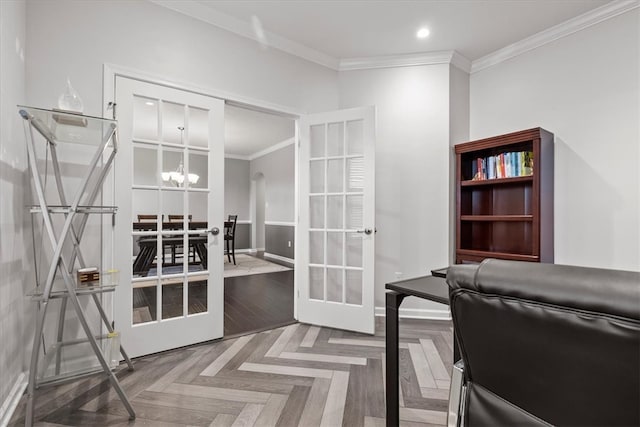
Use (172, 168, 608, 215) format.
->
(103, 63, 303, 321)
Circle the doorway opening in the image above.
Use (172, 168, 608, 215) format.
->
(223, 103, 297, 337)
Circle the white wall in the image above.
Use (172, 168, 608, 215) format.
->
(224, 158, 250, 220)
(25, 0, 339, 117)
(0, 0, 28, 416)
(250, 142, 296, 223)
(339, 65, 452, 314)
(470, 9, 639, 271)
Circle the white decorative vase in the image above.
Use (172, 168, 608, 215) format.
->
(57, 78, 84, 113)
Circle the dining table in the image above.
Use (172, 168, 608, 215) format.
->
(131, 221, 234, 276)
(132, 221, 209, 276)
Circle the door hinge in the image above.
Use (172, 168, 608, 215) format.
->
(107, 102, 117, 119)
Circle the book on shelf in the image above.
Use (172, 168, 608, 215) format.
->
(467, 150, 534, 181)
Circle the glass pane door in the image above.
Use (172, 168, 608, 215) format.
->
(115, 77, 224, 357)
(298, 107, 375, 334)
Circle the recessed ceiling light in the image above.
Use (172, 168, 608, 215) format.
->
(145, 101, 155, 106)
(416, 27, 430, 39)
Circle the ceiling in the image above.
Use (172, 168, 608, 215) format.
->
(164, 0, 613, 156)
(195, 0, 611, 61)
(225, 105, 295, 158)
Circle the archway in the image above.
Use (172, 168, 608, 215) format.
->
(251, 172, 266, 251)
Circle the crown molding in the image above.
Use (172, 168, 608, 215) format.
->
(249, 137, 295, 161)
(149, 0, 340, 70)
(450, 51, 472, 73)
(339, 50, 471, 73)
(224, 153, 250, 161)
(224, 137, 295, 162)
(471, 0, 640, 73)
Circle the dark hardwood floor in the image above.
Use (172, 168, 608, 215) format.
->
(224, 270, 295, 337)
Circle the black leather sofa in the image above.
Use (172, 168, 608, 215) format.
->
(446, 259, 640, 427)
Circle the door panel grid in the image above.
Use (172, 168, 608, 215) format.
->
(308, 119, 365, 306)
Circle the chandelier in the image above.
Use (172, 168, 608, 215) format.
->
(161, 126, 199, 186)
(161, 159, 199, 186)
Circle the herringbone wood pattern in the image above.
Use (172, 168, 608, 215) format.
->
(11, 318, 453, 426)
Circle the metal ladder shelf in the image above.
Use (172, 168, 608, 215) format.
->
(19, 106, 135, 426)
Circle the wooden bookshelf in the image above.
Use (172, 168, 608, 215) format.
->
(455, 128, 554, 264)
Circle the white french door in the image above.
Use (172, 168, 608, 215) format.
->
(114, 78, 224, 357)
(296, 106, 376, 334)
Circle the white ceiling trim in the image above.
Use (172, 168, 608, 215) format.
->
(249, 137, 295, 161)
(471, 0, 639, 74)
(339, 50, 471, 73)
(224, 153, 250, 161)
(149, 0, 340, 70)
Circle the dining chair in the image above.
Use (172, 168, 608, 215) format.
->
(137, 214, 162, 230)
(134, 215, 162, 273)
(166, 214, 194, 264)
(167, 214, 193, 222)
(225, 215, 238, 265)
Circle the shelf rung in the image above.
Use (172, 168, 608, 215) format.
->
(457, 249, 538, 261)
(36, 366, 107, 389)
(460, 215, 533, 222)
(46, 334, 111, 349)
(28, 284, 118, 300)
(29, 205, 118, 214)
(460, 176, 533, 187)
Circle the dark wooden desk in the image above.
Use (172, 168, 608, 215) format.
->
(385, 274, 456, 426)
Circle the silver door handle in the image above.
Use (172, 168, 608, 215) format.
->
(357, 228, 374, 235)
(209, 227, 220, 235)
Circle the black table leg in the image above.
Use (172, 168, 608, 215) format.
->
(386, 290, 406, 426)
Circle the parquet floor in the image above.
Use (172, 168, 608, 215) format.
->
(10, 318, 453, 427)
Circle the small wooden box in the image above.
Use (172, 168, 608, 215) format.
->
(77, 268, 100, 287)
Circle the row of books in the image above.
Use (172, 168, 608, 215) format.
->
(471, 151, 533, 181)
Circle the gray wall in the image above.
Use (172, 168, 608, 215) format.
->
(25, 1, 339, 119)
(224, 157, 250, 221)
(250, 142, 295, 258)
(233, 223, 251, 250)
(470, 9, 639, 271)
(339, 64, 451, 315)
(255, 174, 266, 249)
(250, 142, 295, 223)
(0, 0, 28, 414)
(265, 225, 295, 260)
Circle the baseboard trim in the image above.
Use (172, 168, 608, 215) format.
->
(264, 221, 296, 227)
(375, 306, 451, 321)
(264, 252, 294, 267)
(234, 248, 257, 254)
(1, 372, 27, 427)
